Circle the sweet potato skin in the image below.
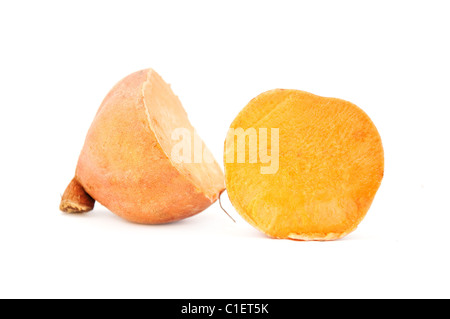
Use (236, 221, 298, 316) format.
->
(224, 89, 384, 240)
(64, 69, 224, 224)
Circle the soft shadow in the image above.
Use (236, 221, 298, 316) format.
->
(59, 206, 206, 228)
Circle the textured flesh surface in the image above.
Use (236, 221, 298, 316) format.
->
(224, 89, 384, 240)
(75, 69, 225, 224)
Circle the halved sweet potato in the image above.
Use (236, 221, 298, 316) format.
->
(60, 69, 225, 224)
(224, 89, 384, 240)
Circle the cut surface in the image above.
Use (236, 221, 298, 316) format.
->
(224, 89, 384, 240)
(143, 70, 224, 201)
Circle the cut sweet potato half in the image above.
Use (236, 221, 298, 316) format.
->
(224, 89, 384, 240)
(60, 69, 225, 224)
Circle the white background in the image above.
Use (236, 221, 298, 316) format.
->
(1, 0, 449, 299)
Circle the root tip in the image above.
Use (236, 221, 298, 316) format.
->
(60, 178, 95, 214)
(60, 200, 93, 214)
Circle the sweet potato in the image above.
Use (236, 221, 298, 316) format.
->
(224, 89, 384, 240)
(60, 69, 225, 224)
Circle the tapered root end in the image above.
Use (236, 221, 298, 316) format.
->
(60, 178, 95, 213)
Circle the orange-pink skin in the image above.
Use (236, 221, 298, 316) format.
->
(68, 69, 224, 224)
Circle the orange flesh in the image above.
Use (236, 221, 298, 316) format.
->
(224, 89, 384, 240)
